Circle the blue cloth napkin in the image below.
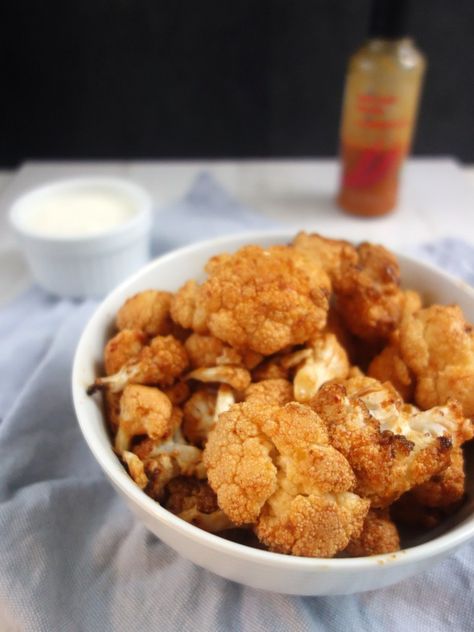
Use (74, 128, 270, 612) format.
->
(0, 175, 473, 632)
(151, 172, 273, 254)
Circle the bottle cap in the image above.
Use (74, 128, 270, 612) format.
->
(368, 0, 410, 39)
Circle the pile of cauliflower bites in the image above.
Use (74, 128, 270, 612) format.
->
(89, 232, 474, 558)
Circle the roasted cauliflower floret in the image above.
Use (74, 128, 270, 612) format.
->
(122, 451, 149, 490)
(394, 448, 466, 527)
(311, 377, 458, 507)
(239, 350, 264, 370)
(337, 375, 470, 447)
(293, 333, 350, 402)
(345, 509, 400, 557)
(103, 390, 121, 432)
(410, 446, 466, 508)
(257, 485, 368, 558)
(402, 289, 423, 315)
(245, 379, 293, 406)
(170, 280, 208, 333)
(115, 384, 173, 453)
(367, 291, 423, 400)
(171, 245, 330, 355)
(161, 381, 190, 405)
(183, 388, 216, 446)
(368, 343, 414, 401)
(131, 419, 205, 500)
(204, 401, 369, 557)
(166, 475, 219, 514)
(398, 304, 474, 417)
(89, 335, 189, 393)
(292, 231, 358, 280)
(185, 365, 251, 391)
(252, 356, 290, 381)
(183, 385, 236, 447)
(325, 307, 357, 359)
(116, 290, 173, 336)
(333, 242, 404, 341)
(251, 346, 317, 383)
(165, 477, 235, 532)
(104, 329, 147, 375)
(214, 384, 236, 418)
(280, 348, 313, 369)
(184, 333, 262, 370)
(185, 333, 240, 368)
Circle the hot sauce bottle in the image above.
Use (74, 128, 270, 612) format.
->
(337, 0, 425, 216)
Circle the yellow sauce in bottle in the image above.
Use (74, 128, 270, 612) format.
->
(337, 3, 425, 217)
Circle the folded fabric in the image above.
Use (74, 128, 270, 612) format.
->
(0, 174, 473, 632)
(151, 172, 273, 254)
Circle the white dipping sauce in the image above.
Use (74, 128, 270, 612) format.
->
(23, 188, 136, 237)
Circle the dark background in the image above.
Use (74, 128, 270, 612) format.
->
(2, 0, 473, 167)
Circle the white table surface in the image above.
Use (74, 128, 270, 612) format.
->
(1, 158, 473, 306)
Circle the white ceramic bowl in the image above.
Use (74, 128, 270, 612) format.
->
(9, 177, 153, 298)
(72, 230, 474, 595)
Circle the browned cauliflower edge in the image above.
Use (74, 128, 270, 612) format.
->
(170, 245, 330, 355)
(204, 401, 369, 557)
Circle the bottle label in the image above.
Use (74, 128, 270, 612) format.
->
(355, 94, 409, 131)
(342, 144, 406, 188)
(337, 46, 424, 215)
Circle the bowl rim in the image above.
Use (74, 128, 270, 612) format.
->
(9, 175, 153, 244)
(72, 229, 474, 571)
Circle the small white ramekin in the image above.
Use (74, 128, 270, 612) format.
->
(9, 176, 153, 298)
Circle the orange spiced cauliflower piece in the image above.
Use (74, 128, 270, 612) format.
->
(171, 245, 330, 355)
(204, 401, 369, 557)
